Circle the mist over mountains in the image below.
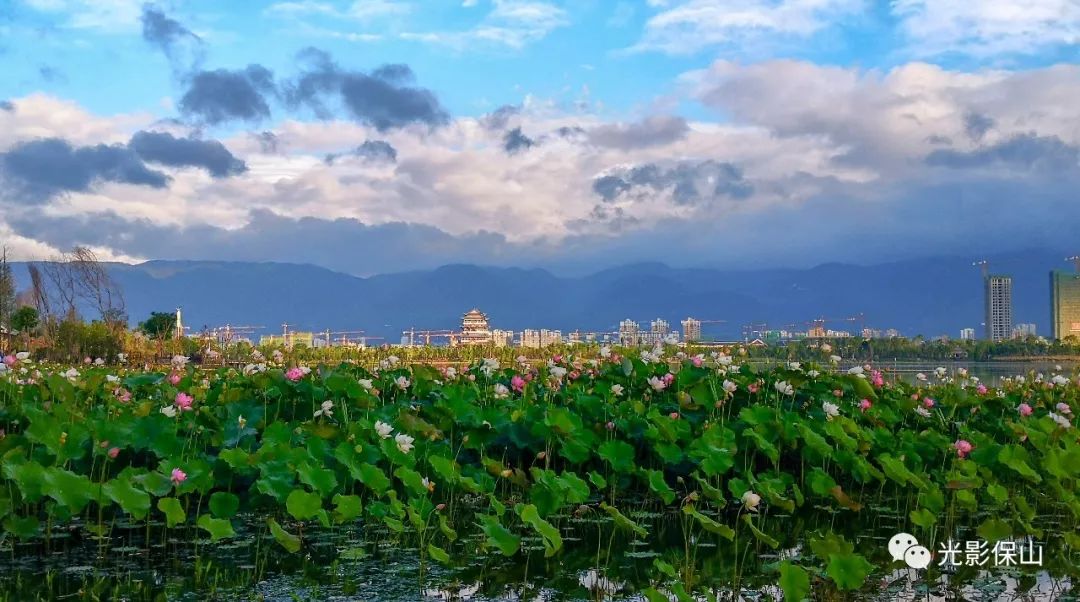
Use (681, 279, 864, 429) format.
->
(11, 249, 1069, 341)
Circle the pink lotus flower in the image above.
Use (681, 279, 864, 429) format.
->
(83, 357, 92, 364)
(285, 367, 304, 382)
(1017, 403, 1033, 417)
(858, 399, 872, 412)
(171, 467, 187, 485)
(511, 374, 526, 393)
(923, 397, 935, 409)
(833, 389, 843, 397)
(552, 355, 563, 364)
(662, 373, 675, 386)
(748, 383, 759, 394)
(870, 370, 884, 387)
(168, 372, 181, 385)
(691, 355, 703, 368)
(605, 421, 615, 431)
(954, 439, 973, 459)
(108, 447, 120, 459)
(669, 412, 679, 420)
(976, 384, 988, 395)
(2, 355, 15, 367)
(569, 370, 580, 380)
(1056, 402, 1072, 415)
(174, 392, 194, 411)
(910, 394, 919, 401)
(114, 388, 132, 403)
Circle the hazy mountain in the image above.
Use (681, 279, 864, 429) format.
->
(11, 249, 1071, 341)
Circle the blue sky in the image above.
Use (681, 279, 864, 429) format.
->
(1, 1, 1079, 275)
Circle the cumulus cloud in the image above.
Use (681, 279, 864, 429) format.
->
(0, 138, 169, 203)
(926, 134, 1080, 172)
(592, 160, 753, 205)
(0, 100, 13, 112)
(400, 0, 569, 50)
(128, 131, 247, 177)
(284, 48, 449, 131)
(587, 115, 689, 149)
(179, 65, 276, 125)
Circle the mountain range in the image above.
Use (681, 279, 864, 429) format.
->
(10, 249, 1073, 341)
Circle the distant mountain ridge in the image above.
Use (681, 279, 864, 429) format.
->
(10, 249, 1070, 340)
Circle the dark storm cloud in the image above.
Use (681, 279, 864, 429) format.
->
(925, 134, 1080, 171)
(141, 4, 203, 69)
(963, 112, 995, 141)
(7, 209, 512, 276)
(592, 160, 753, 205)
(0, 100, 13, 112)
(129, 131, 247, 177)
(179, 65, 275, 125)
(586, 115, 689, 149)
(503, 127, 535, 154)
(0, 138, 169, 203)
(285, 47, 449, 131)
(324, 140, 398, 164)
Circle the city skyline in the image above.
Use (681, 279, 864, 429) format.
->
(2, 2, 1080, 276)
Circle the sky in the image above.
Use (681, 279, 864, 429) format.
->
(0, 0, 1078, 276)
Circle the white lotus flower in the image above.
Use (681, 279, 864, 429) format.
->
(358, 378, 373, 390)
(722, 379, 738, 394)
(935, 367, 947, 378)
(549, 366, 567, 379)
(171, 355, 189, 367)
(480, 358, 500, 377)
(829, 355, 842, 364)
(647, 376, 666, 392)
(1049, 412, 1072, 429)
(493, 383, 509, 399)
(742, 490, 761, 512)
(774, 380, 794, 395)
(788, 362, 802, 371)
(1051, 375, 1070, 386)
(820, 343, 832, 352)
(93, 358, 104, 366)
(63, 368, 79, 379)
(444, 367, 457, 379)
(313, 400, 334, 418)
(846, 366, 864, 376)
(15, 352, 29, 361)
(610, 384, 624, 396)
(915, 407, 931, 418)
(822, 401, 840, 420)
(807, 369, 820, 378)
(106, 374, 119, 383)
(395, 376, 410, 390)
(374, 421, 393, 439)
(599, 346, 611, 358)
(395, 433, 415, 454)
(160, 405, 177, 418)
(717, 353, 733, 366)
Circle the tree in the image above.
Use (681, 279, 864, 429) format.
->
(0, 248, 15, 330)
(11, 306, 39, 349)
(139, 312, 177, 339)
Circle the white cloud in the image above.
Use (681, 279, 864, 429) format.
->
(633, 0, 865, 55)
(20, 0, 143, 32)
(400, 0, 569, 50)
(893, 0, 1080, 58)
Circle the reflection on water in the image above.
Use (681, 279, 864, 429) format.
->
(0, 507, 1074, 601)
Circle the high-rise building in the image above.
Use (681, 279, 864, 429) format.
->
(618, 319, 640, 346)
(521, 329, 541, 348)
(681, 318, 702, 343)
(984, 275, 1013, 342)
(491, 329, 514, 347)
(960, 328, 975, 341)
(1012, 323, 1037, 339)
(460, 309, 492, 345)
(1050, 270, 1080, 341)
(649, 319, 670, 344)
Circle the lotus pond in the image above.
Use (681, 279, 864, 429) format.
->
(0, 350, 1078, 601)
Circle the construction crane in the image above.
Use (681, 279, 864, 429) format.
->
(402, 328, 460, 347)
(321, 329, 369, 347)
(1068, 256, 1080, 273)
(208, 324, 264, 344)
(973, 259, 989, 279)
